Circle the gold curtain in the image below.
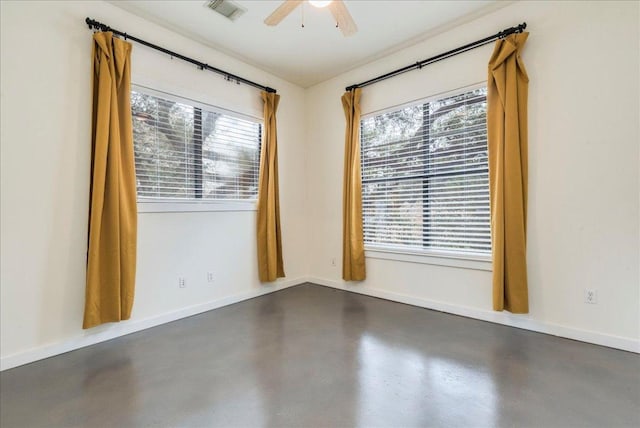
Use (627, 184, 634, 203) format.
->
(341, 88, 366, 281)
(487, 32, 530, 313)
(83, 32, 137, 328)
(257, 91, 285, 282)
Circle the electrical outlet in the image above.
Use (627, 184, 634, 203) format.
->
(178, 277, 186, 288)
(331, 258, 336, 267)
(584, 289, 597, 304)
(207, 272, 214, 283)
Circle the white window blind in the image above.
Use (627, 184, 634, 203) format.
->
(131, 88, 261, 202)
(360, 86, 491, 257)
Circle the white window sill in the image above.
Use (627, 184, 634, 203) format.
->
(137, 200, 257, 213)
(365, 247, 492, 271)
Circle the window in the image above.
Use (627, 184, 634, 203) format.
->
(360, 86, 490, 259)
(131, 87, 261, 207)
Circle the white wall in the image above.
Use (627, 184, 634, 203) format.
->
(0, 0, 309, 369)
(306, 1, 640, 351)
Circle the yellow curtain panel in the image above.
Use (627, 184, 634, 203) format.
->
(487, 32, 530, 313)
(83, 32, 137, 329)
(341, 88, 366, 281)
(257, 91, 285, 282)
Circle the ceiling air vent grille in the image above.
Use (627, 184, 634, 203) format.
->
(205, 0, 246, 21)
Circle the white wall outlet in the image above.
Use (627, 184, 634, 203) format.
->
(178, 277, 186, 288)
(331, 258, 337, 267)
(584, 289, 597, 304)
(207, 272, 214, 283)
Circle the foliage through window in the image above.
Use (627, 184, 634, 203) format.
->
(360, 87, 490, 257)
(131, 88, 261, 202)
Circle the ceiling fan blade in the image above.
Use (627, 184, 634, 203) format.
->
(264, 1, 303, 26)
(328, 0, 357, 36)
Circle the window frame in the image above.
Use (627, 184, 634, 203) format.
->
(131, 84, 262, 213)
(360, 83, 492, 269)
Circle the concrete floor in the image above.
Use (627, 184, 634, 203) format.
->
(1, 284, 639, 428)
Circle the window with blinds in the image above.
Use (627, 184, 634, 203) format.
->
(360, 86, 491, 257)
(131, 87, 261, 202)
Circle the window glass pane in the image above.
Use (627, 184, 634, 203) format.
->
(361, 105, 425, 182)
(427, 173, 490, 253)
(429, 88, 488, 176)
(362, 179, 424, 248)
(132, 92, 195, 199)
(202, 114, 261, 200)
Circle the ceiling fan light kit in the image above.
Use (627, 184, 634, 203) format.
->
(309, 0, 332, 7)
(264, 0, 358, 36)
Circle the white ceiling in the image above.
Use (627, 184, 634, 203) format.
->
(109, 0, 508, 87)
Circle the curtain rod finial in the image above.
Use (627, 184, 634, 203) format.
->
(85, 17, 95, 29)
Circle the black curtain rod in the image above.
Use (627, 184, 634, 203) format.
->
(85, 17, 277, 94)
(345, 22, 527, 92)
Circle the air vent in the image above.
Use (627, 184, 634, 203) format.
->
(205, 0, 246, 21)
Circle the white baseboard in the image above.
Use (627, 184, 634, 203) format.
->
(1, 277, 308, 371)
(308, 276, 640, 354)
(3, 275, 636, 371)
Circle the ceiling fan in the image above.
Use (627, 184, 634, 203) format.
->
(264, 0, 358, 37)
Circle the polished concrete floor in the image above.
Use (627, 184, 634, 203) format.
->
(1, 284, 639, 428)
